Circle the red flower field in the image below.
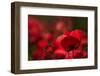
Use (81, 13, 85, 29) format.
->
(28, 15, 88, 60)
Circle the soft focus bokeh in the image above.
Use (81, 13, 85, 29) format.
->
(28, 15, 88, 60)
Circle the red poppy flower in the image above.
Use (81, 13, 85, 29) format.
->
(61, 36, 80, 52)
(38, 40, 48, 49)
(32, 49, 46, 60)
(55, 30, 88, 58)
(61, 30, 87, 51)
(70, 30, 88, 46)
(54, 35, 67, 49)
(28, 16, 44, 44)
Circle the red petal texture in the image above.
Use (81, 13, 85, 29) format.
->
(54, 48, 67, 59)
(70, 30, 88, 46)
(54, 35, 67, 49)
(61, 36, 80, 51)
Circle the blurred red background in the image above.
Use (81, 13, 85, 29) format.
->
(28, 15, 88, 60)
